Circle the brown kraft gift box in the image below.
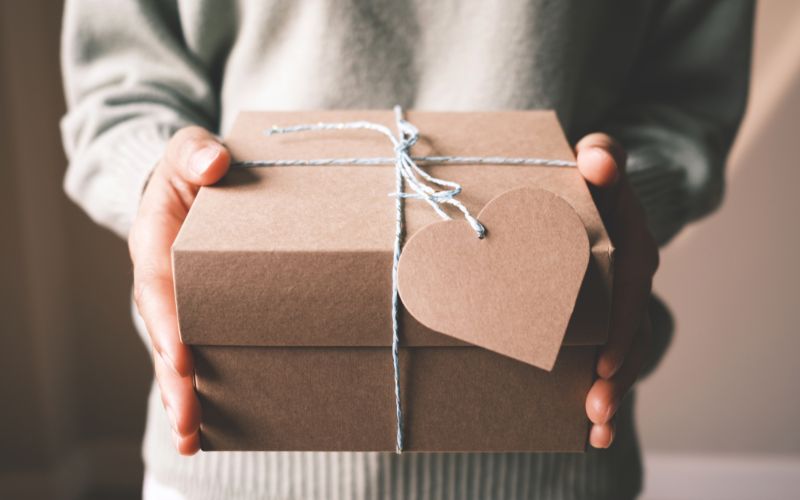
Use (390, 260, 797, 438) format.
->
(172, 110, 613, 452)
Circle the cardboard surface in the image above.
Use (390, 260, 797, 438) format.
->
(195, 345, 595, 452)
(172, 110, 615, 452)
(397, 187, 589, 371)
(173, 111, 613, 350)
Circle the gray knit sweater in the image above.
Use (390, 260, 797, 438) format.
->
(61, 1, 752, 499)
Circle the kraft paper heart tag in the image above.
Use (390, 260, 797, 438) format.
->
(397, 187, 590, 371)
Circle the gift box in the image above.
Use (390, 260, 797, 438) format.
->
(172, 110, 613, 452)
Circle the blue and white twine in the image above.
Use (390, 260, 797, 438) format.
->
(234, 106, 577, 453)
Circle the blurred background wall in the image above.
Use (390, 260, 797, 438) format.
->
(0, 3, 150, 499)
(0, 1, 798, 499)
(636, 2, 800, 497)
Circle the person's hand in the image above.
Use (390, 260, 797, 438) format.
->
(129, 127, 231, 455)
(575, 133, 660, 449)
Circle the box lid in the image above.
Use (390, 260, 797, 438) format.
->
(173, 111, 613, 369)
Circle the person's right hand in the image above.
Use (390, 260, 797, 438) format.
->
(129, 127, 231, 455)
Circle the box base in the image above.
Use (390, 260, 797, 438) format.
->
(193, 346, 595, 452)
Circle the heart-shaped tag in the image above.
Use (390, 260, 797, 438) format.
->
(397, 187, 589, 371)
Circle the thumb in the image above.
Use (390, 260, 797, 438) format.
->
(575, 133, 625, 189)
(165, 126, 231, 186)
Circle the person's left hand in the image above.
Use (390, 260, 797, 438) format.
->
(574, 133, 660, 449)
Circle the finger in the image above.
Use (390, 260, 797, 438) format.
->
(589, 420, 616, 449)
(586, 315, 651, 425)
(165, 126, 231, 186)
(154, 348, 201, 437)
(131, 207, 193, 377)
(575, 133, 625, 188)
(173, 430, 201, 456)
(597, 194, 659, 379)
(596, 272, 652, 379)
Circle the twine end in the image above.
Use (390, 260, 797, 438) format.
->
(468, 218, 486, 239)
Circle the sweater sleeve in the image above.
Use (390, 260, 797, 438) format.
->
(603, 0, 754, 245)
(60, 0, 218, 239)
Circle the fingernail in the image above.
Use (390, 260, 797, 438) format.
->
(189, 147, 220, 176)
(580, 146, 605, 163)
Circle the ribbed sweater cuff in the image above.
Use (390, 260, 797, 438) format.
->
(625, 147, 691, 246)
(63, 123, 178, 239)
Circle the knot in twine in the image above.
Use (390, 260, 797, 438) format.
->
(234, 106, 577, 453)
